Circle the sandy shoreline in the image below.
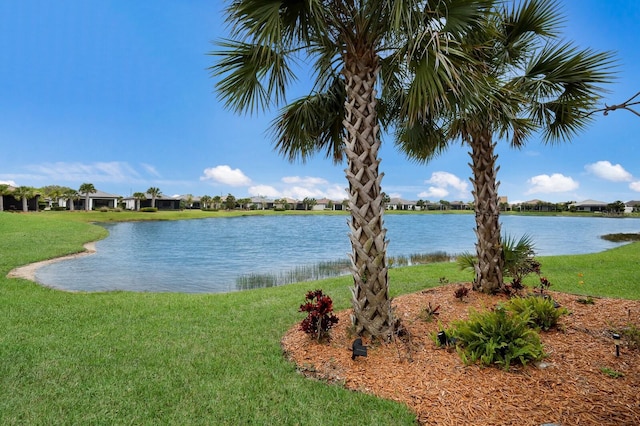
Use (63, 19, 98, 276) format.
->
(7, 242, 98, 282)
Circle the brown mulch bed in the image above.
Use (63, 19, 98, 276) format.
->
(282, 284, 640, 425)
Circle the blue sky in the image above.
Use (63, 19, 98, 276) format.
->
(1, 1, 639, 204)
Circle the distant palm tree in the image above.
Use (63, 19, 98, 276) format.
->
(212, 195, 222, 210)
(224, 194, 236, 210)
(146, 187, 162, 209)
(210, 0, 490, 338)
(79, 183, 97, 211)
(395, 0, 614, 293)
(62, 187, 79, 211)
(133, 192, 147, 211)
(200, 195, 212, 210)
(302, 197, 317, 211)
(185, 194, 194, 209)
(0, 184, 10, 211)
(12, 186, 34, 212)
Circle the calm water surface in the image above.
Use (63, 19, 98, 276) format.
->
(36, 214, 640, 293)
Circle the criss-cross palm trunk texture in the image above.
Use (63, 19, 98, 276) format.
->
(343, 53, 392, 338)
(469, 129, 503, 293)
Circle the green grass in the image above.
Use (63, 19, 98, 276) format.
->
(1, 211, 638, 424)
(522, 242, 640, 300)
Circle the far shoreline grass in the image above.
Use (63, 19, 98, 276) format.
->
(1, 211, 639, 425)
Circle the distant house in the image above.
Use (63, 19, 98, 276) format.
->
(123, 193, 181, 210)
(180, 195, 201, 209)
(1, 186, 40, 211)
(249, 197, 274, 210)
(67, 189, 121, 210)
(387, 198, 416, 210)
(313, 198, 341, 211)
(570, 199, 608, 212)
(625, 200, 640, 214)
(450, 201, 472, 211)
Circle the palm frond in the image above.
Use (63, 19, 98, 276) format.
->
(209, 39, 296, 114)
(224, 0, 323, 45)
(503, 0, 563, 41)
(269, 77, 346, 164)
(394, 116, 451, 163)
(523, 42, 617, 142)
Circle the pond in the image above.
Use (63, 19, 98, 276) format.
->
(35, 214, 640, 293)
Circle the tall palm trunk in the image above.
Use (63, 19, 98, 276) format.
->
(469, 129, 503, 293)
(343, 51, 392, 338)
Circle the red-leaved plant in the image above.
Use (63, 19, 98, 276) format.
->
(299, 289, 339, 341)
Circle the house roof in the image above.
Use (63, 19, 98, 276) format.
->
(122, 193, 180, 201)
(78, 189, 120, 198)
(389, 197, 415, 205)
(572, 199, 608, 206)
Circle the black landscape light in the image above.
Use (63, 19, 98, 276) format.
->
(351, 338, 367, 360)
(613, 333, 621, 357)
(437, 331, 448, 346)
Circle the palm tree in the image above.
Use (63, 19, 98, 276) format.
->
(212, 195, 222, 210)
(200, 195, 212, 210)
(185, 194, 194, 209)
(61, 187, 79, 211)
(133, 192, 147, 211)
(79, 183, 97, 211)
(146, 187, 161, 209)
(395, 0, 615, 293)
(302, 197, 317, 211)
(12, 186, 34, 212)
(0, 184, 10, 211)
(210, 0, 490, 338)
(224, 193, 236, 210)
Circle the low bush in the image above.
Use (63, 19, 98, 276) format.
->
(619, 323, 640, 350)
(506, 296, 569, 331)
(448, 306, 545, 370)
(453, 285, 469, 301)
(298, 289, 339, 341)
(140, 207, 158, 212)
(418, 302, 440, 322)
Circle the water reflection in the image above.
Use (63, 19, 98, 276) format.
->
(35, 214, 640, 293)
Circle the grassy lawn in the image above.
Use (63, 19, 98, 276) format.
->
(1, 211, 638, 425)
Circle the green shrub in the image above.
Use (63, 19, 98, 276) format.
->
(448, 306, 545, 370)
(140, 207, 158, 212)
(619, 323, 640, 350)
(506, 296, 569, 331)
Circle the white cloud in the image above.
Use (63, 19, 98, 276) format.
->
(418, 171, 469, 199)
(425, 171, 468, 191)
(630, 181, 640, 192)
(200, 165, 251, 186)
(0, 180, 18, 186)
(247, 185, 280, 198)
(282, 186, 324, 200)
(141, 163, 161, 177)
(281, 176, 328, 186)
(324, 184, 347, 200)
(525, 173, 579, 194)
(417, 187, 449, 199)
(247, 177, 346, 200)
(24, 161, 141, 183)
(585, 161, 633, 182)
